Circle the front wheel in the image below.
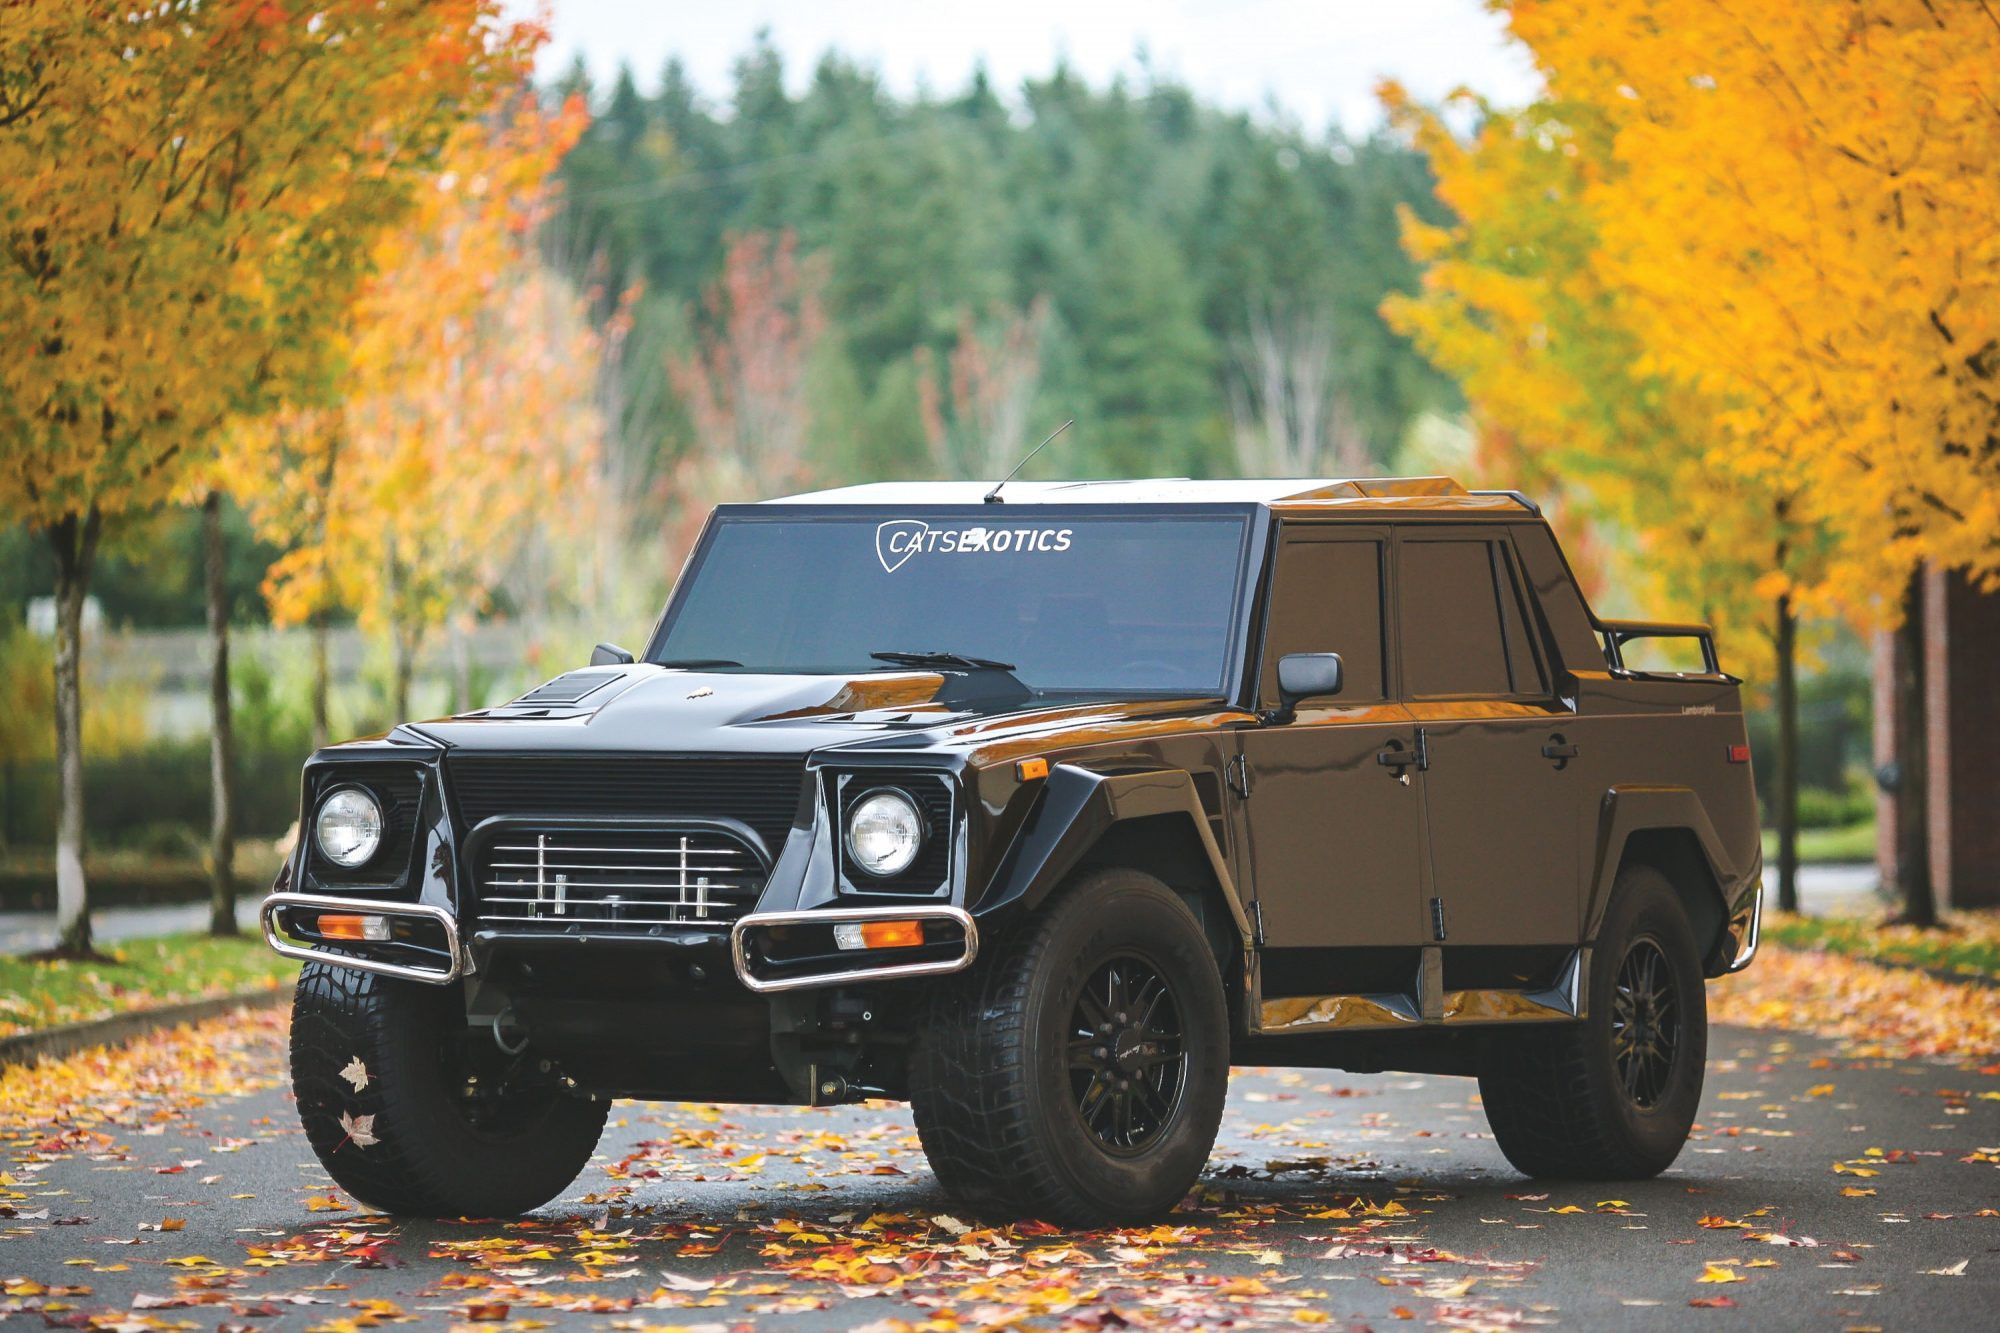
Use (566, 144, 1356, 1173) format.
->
(1478, 864, 1707, 1179)
(290, 962, 608, 1217)
(908, 869, 1230, 1226)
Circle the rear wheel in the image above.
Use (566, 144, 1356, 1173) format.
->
(1478, 864, 1707, 1179)
(290, 962, 608, 1217)
(908, 869, 1229, 1225)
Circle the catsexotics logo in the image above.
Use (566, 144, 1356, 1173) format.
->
(875, 520, 1074, 573)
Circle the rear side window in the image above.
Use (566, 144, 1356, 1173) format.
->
(1260, 533, 1387, 705)
(1398, 536, 1543, 699)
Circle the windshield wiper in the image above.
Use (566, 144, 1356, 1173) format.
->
(655, 658, 741, 669)
(871, 650, 1018, 671)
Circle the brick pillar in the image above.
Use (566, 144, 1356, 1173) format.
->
(1931, 569, 2000, 908)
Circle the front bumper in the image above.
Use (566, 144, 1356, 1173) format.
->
(264, 891, 979, 995)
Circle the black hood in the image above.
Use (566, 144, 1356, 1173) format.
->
(403, 664, 1053, 757)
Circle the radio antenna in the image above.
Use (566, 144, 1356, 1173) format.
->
(983, 419, 1073, 504)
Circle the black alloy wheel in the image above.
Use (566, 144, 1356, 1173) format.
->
(1067, 955, 1189, 1154)
(1610, 937, 1680, 1110)
(1476, 863, 1708, 1180)
(908, 867, 1230, 1225)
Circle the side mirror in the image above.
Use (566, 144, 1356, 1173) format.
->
(1276, 652, 1344, 713)
(590, 642, 635, 667)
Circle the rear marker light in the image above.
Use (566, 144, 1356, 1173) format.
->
(318, 913, 390, 942)
(832, 919, 927, 951)
(1726, 744, 1751, 764)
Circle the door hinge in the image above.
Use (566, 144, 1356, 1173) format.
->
(1225, 753, 1253, 799)
(1429, 895, 1448, 942)
(1414, 726, 1430, 771)
(1251, 899, 1266, 948)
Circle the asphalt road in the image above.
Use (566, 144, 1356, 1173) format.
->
(0, 1008, 1993, 1330)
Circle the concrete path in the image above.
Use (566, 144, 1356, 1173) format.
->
(0, 896, 260, 955)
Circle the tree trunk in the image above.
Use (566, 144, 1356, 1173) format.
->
(47, 509, 100, 957)
(1774, 592, 1799, 913)
(310, 613, 330, 751)
(1892, 568, 1937, 926)
(204, 491, 238, 937)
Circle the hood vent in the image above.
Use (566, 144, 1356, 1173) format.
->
(513, 668, 625, 707)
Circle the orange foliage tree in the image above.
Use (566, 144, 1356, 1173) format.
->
(916, 298, 1052, 481)
(1493, 0, 2000, 923)
(665, 231, 828, 559)
(0, 0, 530, 953)
(245, 93, 602, 723)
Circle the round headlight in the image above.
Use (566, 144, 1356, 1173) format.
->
(845, 788, 924, 878)
(315, 787, 384, 868)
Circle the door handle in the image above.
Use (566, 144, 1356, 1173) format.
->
(1376, 743, 1414, 769)
(1541, 733, 1578, 770)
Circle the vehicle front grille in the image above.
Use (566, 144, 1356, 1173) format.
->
(446, 755, 806, 856)
(473, 826, 766, 930)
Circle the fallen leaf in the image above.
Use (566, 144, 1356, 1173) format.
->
(338, 1110, 378, 1149)
(340, 1057, 371, 1092)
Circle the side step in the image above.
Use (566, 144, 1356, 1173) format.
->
(1255, 947, 1587, 1035)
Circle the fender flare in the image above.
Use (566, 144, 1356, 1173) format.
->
(1584, 785, 1747, 945)
(973, 763, 1253, 948)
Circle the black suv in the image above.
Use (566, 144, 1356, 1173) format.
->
(264, 477, 1762, 1224)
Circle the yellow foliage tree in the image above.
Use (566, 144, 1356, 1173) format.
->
(246, 94, 604, 723)
(1497, 0, 2000, 922)
(0, 0, 530, 953)
(1379, 84, 1834, 908)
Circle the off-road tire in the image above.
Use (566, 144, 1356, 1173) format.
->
(290, 961, 608, 1216)
(907, 869, 1229, 1226)
(1478, 864, 1707, 1179)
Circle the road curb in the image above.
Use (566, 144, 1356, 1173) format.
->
(0, 988, 289, 1068)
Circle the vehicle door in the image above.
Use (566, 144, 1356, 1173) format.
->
(1232, 525, 1428, 1000)
(1394, 529, 1580, 969)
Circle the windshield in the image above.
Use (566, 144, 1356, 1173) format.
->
(653, 511, 1253, 697)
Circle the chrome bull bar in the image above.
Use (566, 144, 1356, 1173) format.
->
(260, 891, 468, 985)
(730, 905, 978, 994)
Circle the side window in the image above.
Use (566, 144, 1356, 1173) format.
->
(1494, 543, 1547, 695)
(1260, 535, 1386, 706)
(1398, 538, 1515, 699)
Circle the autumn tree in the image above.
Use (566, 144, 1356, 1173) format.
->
(666, 231, 828, 555)
(916, 299, 1052, 481)
(0, 0, 529, 953)
(251, 94, 601, 723)
(1497, 1, 2000, 924)
(1380, 85, 1834, 910)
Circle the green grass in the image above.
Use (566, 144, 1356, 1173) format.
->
(1761, 911, 2000, 982)
(1760, 820, 1877, 865)
(0, 931, 298, 1037)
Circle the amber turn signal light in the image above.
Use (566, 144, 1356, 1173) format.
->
(317, 913, 390, 942)
(831, 919, 926, 951)
(1016, 757, 1050, 781)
